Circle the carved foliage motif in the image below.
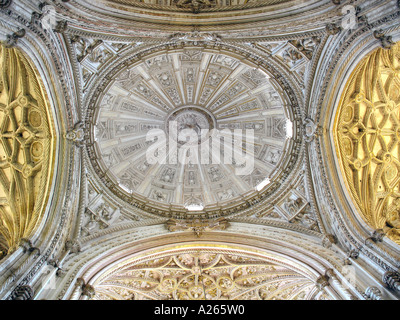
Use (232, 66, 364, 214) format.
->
(335, 42, 400, 245)
(0, 44, 55, 257)
(91, 250, 328, 300)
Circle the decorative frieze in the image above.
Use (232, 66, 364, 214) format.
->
(11, 285, 34, 300)
(166, 218, 229, 237)
(383, 271, 400, 292)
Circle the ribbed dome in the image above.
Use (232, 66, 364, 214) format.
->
(90, 47, 295, 214)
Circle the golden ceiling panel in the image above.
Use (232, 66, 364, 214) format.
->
(0, 44, 55, 258)
(334, 42, 400, 245)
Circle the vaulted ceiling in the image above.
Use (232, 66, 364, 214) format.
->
(0, 0, 399, 301)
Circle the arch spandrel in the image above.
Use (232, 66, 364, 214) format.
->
(334, 42, 400, 245)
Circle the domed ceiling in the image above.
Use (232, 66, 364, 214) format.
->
(88, 47, 298, 216)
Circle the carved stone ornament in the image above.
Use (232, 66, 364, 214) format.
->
(326, 23, 341, 35)
(364, 287, 382, 300)
(11, 285, 34, 300)
(89, 249, 333, 300)
(3, 29, 25, 48)
(383, 271, 400, 292)
(315, 275, 330, 290)
(0, 0, 11, 8)
(303, 118, 319, 142)
(166, 218, 229, 237)
(65, 240, 81, 253)
(321, 234, 337, 248)
(374, 30, 395, 49)
(174, 0, 213, 12)
(66, 122, 85, 147)
(169, 31, 221, 43)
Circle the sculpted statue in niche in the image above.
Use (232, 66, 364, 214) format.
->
(88, 47, 112, 65)
(282, 48, 303, 66)
(284, 197, 303, 216)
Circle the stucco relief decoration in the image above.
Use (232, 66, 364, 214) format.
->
(0, 44, 55, 258)
(335, 42, 400, 245)
(90, 249, 330, 300)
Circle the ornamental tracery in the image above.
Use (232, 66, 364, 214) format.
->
(0, 44, 55, 258)
(90, 249, 331, 300)
(334, 42, 400, 245)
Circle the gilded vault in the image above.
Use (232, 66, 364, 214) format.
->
(334, 42, 400, 245)
(0, 43, 56, 258)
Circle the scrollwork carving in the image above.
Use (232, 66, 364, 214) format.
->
(0, 0, 12, 8)
(166, 218, 229, 237)
(383, 271, 400, 292)
(3, 28, 25, 48)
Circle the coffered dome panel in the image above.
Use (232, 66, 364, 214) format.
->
(87, 47, 299, 217)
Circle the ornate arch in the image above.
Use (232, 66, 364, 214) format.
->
(49, 225, 359, 300)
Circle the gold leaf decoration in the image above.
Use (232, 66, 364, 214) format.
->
(334, 42, 400, 245)
(0, 44, 55, 258)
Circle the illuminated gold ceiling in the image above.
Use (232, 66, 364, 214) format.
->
(334, 42, 400, 245)
(0, 44, 56, 257)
